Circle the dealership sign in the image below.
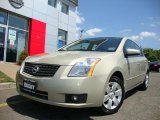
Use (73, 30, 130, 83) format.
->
(9, 0, 24, 9)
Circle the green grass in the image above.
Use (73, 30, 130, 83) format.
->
(0, 71, 15, 83)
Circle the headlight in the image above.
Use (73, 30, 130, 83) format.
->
(68, 58, 101, 77)
(20, 61, 25, 73)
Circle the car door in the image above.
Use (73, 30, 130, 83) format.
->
(123, 40, 146, 90)
(133, 42, 148, 83)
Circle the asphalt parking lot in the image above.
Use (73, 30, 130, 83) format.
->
(0, 72, 160, 120)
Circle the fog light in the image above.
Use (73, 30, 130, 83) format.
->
(71, 95, 78, 102)
(65, 94, 87, 103)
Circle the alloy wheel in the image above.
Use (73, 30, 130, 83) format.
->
(103, 82, 122, 110)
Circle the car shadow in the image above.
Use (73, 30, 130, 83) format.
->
(7, 95, 106, 120)
(7, 87, 140, 120)
(125, 83, 148, 100)
(124, 87, 139, 99)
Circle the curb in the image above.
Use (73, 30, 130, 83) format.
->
(0, 82, 16, 90)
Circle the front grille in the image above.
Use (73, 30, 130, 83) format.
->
(23, 62, 60, 77)
(20, 85, 48, 100)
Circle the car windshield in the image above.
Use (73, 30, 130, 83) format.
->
(59, 37, 122, 52)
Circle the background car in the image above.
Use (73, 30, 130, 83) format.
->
(149, 61, 160, 72)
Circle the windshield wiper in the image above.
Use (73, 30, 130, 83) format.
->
(58, 49, 65, 51)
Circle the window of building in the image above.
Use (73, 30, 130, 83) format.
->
(61, 3, 69, 14)
(6, 28, 28, 62)
(0, 27, 5, 61)
(9, 14, 28, 30)
(57, 29, 67, 48)
(0, 10, 29, 62)
(48, 0, 57, 7)
(0, 10, 7, 25)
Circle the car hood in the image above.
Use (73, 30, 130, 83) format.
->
(25, 51, 113, 65)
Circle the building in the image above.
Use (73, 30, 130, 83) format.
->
(0, 0, 78, 62)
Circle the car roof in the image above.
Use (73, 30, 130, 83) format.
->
(82, 37, 123, 41)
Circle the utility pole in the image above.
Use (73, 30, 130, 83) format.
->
(79, 29, 84, 39)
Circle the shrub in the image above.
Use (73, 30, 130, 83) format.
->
(18, 50, 28, 65)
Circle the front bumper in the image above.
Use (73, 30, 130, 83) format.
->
(16, 66, 107, 108)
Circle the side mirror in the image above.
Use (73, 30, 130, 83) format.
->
(126, 48, 141, 56)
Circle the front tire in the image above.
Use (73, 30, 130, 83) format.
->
(100, 76, 125, 114)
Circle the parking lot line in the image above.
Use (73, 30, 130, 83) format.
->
(0, 99, 29, 108)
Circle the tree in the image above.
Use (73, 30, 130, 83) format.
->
(143, 48, 160, 62)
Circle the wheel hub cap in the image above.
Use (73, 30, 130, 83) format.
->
(109, 92, 114, 99)
(103, 82, 122, 110)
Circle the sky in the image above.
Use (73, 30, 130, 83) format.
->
(76, 0, 160, 49)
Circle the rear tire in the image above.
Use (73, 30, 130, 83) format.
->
(139, 72, 149, 90)
(99, 76, 125, 114)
